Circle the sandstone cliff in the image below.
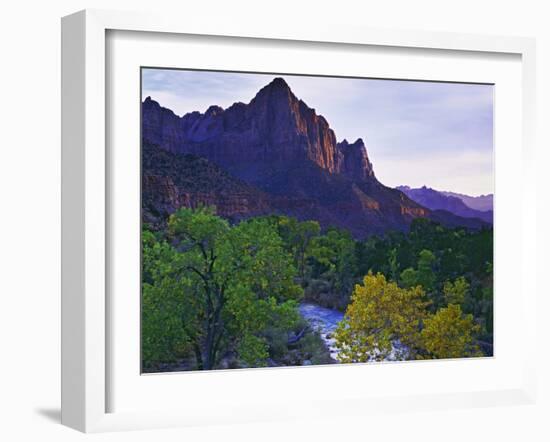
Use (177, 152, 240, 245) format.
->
(142, 77, 487, 237)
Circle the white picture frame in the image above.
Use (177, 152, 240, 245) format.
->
(61, 9, 538, 433)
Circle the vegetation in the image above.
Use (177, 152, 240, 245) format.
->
(335, 273, 429, 362)
(142, 207, 303, 370)
(142, 209, 493, 371)
(420, 304, 482, 359)
(355, 218, 493, 344)
(334, 273, 482, 362)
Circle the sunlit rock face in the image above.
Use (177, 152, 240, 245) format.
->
(142, 78, 374, 178)
(142, 78, 487, 237)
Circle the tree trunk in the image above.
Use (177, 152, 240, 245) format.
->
(193, 343, 204, 370)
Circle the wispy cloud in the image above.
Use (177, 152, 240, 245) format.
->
(142, 69, 268, 114)
(142, 68, 494, 196)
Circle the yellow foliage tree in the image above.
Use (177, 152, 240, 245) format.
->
(420, 304, 482, 359)
(443, 276, 469, 307)
(334, 273, 429, 362)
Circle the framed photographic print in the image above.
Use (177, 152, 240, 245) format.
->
(140, 68, 494, 373)
(61, 9, 537, 432)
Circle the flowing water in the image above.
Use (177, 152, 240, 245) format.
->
(298, 302, 344, 361)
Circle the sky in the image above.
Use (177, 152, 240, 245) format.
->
(142, 68, 494, 196)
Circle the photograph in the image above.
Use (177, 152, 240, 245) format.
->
(140, 69, 494, 373)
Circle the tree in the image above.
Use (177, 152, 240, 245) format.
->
(388, 248, 399, 282)
(443, 276, 469, 306)
(142, 207, 302, 370)
(398, 249, 436, 293)
(420, 304, 482, 359)
(334, 273, 429, 362)
(142, 229, 192, 367)
(275, 217, 320, 281)
(399, 267, 418, 289)
(417, 249, 436, 292)
(309, 227, 357, 295)
(352, 222, 493, 359)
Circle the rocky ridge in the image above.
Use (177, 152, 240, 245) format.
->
(142, 77, 488, 237)
(397, 185, 493, 224)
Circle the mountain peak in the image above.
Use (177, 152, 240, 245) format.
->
(141, 79, 490, 237)
(252, 77, 296, 103)
(143, 78, 376, 181)
(143, 96, 160, 108)
(269, 77, 291, 90)
(339, 138, 365, 148)
(205, 105, 224, 116)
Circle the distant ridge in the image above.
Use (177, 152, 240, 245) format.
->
(397, 185, 493, 224)
(440, 190, 493, 212)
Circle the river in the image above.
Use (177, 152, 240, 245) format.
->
(298, 302, 409, 362)
(298, 302, 344, 361)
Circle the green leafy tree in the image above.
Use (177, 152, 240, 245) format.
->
(421, 304, 482, 359)
(309, 227, 357, 295)
(142, 229, 192, 367)
(399, 267, 418, 289)
(417, 249, 436, 292)
(334, 273, 429, 362)
(142, 207, 302, 370)
(398, 249, 435, 292)
(275, 217, 320, 281)
(388, 248, 399, 282)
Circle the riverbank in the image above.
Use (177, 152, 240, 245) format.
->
(143, 304, 335, 373)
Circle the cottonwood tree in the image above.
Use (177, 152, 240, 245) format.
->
(309, 227, 357, 296)
(420, 304, 482, 359)
(142, 207, 302, 370)
(334, 273, 482, 363)
(334, 273, 429, 362)
(443, 276, 469, 307)
(275, 216, 320, 281)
